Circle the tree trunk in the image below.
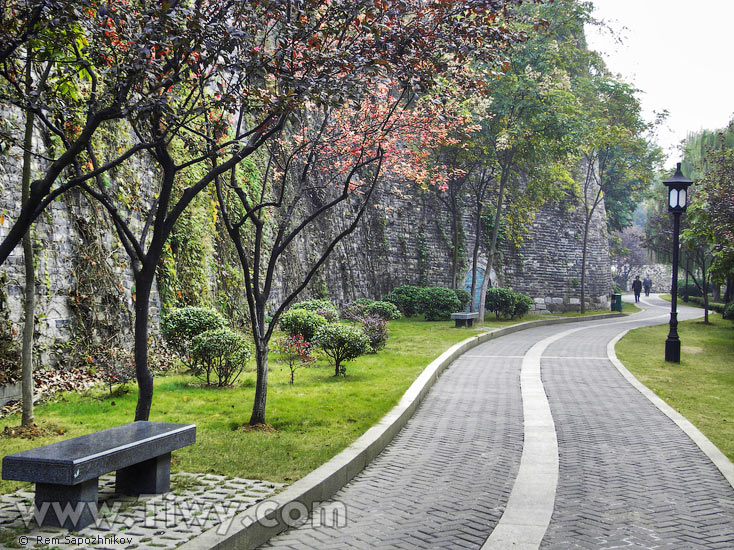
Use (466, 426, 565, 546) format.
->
(469, 200, 482, 313)
(580, 216, 591, 314)
(250, 342, 269, 425)
(478, 167, 509, 323)
(451, 204, 460, 289)
(701, 258, 709, 324)
(20, 91, 35, 427)
(712, 282, 721, 303)
(133, 269, 155, 421)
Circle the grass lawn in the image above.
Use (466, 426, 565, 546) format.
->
(0, 309, 614, 495)
(616, 313, 734, 461)
(622, 300, 642, 314)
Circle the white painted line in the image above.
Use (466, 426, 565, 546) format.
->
(607, 332, 734, 489)
(483, 310, 684, 549)
(482, 325, 582, 549)
(462, 355, 608, 360)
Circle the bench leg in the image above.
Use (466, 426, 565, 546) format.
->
(115, 452, 171, 496)
(466, 319, 474, 327)
(35, 479, 98, 531)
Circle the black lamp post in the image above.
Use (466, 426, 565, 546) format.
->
(663, 162, 693, 363)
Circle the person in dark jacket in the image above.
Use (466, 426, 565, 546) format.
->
(632, 275, 643, 303)
(643, 274, 652, 296)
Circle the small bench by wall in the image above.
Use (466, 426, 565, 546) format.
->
(2, 421, 195, 530)
(450, 312, 479, 328)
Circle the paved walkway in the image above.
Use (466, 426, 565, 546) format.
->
(262, 296, 734, 549)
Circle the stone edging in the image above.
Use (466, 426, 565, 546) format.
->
(179, 312, 624, 550)
(607, 331, 734, 489)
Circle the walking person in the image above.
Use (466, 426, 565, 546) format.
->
(643, 274, 652, 296)
(632, 275, 642, 303)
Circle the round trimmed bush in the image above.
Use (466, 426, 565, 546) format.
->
(453, 289, 472, 310)
(385, 285, 425, 317)
(190, 328, 252, 386)
(342, 299, 374, 322)
(723, 303, 734, 322)
(313, 323, 371, 376)
(279, 309, 328, 341)
(291, 299, 339, 322)
(360, 316, 389, 352)
(486, 288, 534, 319)
(512, 293, 534, 319)
(365, 300, 401, 321)
(161, 307, 227, 359)
(485, 287, 516, 319)
(418, 287, 461, 321)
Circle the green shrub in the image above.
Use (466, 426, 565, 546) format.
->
(513, 293, 534, 319)
(342, 299, 374, 322)
(723, 303, 734, 321)
(291, 299, 339, 322)
(485, 288, 533, 320)
(313, 323, 371, 376)
(279, 309, 328, 341)
(360, 316, 389, 352)
(161, 307, 227, 359)
(453, 289, 472, 310)
(687, 296, 727, 314)
(277, 334, 315, 384)
(190, 328, 252, 387)
(418, 287, 461, 321)
(385, 285, 425, 317)
(677, 281, 704, 298)
(485, 287, 517, 319)
(365, 300, 401, 321)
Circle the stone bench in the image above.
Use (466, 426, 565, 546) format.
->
(2, 421, 195, 530)
(450, 312, 479, 327)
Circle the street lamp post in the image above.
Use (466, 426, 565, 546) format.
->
(663, 162, 693, 363)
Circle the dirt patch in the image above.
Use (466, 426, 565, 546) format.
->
(238, 423, 277, 433)
(1, 422, 62, 440)
(682, 346, 704, 355)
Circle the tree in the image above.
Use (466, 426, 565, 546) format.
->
(212, 0, 533, 425)
(217, 85, 467, 425)
(689, 133, 734, 300)
(575, 76, 660, 312)
(2, 25, 84, 426)
(467, 0, 586, 321)
(1, 0, 529, 423)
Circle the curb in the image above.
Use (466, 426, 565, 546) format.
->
(179, 312, 624, 550)
(607, 331, 734, 489)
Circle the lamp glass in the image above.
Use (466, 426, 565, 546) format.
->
(669, 188, 678, 209)
(679, 188, 686, 208)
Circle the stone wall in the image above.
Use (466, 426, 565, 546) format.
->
(282, 178, 613, 313)
(0, 139, 613, 370)
(0, 131, 160, 366)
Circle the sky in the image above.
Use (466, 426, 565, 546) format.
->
(584, 0, 734, 168)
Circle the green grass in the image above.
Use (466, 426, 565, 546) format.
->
(616, 314, 734, 461)
(0, 309, 615, 495)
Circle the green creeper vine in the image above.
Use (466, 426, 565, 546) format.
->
(416, 225, 429, 287)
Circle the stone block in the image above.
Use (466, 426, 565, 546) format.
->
(569, 298, 581, 305)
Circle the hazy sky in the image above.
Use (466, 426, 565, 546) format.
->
(584, 0, 734, 168)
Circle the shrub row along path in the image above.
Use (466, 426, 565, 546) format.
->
(261, 295, 734, 549)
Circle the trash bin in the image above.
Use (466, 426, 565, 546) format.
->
(611, 293, 622, 312)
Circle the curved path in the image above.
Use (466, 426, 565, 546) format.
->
(261, 296, 734, 549)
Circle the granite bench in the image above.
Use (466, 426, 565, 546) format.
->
(2, 421, 195, 530)
(450, 312, 479, 327)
